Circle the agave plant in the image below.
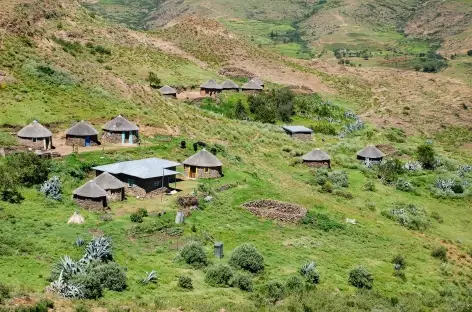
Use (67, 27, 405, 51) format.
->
(141, 270, 158, 284)
(75, 237, 85, 247)
(46, 271, 84, 299)
(83, 236, 113, 262)
(299, 261, 317, 277)
(52, 255, 84, 280)
(40, 176, 62, 201)
(404, 161, 422, 171)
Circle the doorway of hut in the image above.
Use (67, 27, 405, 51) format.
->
(85, 136, 91, 147)
(189, 166, 197, 179)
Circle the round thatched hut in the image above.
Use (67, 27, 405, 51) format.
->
(221, 79, 239, 92)
(183, 148, 223, 179)
(17, 120, 53, 150)
(66, 120, 99, 147)
(250, 77, 264, 88)
(302, 149, 331, 168)
(159, 85, 177, 98)
(357, 145, 385, 162)
(241, 80, 263, 93)
(102, 115, 139, 144)
(200, 79, 222, 96)
(73, 181, 108, 209)
(93, 172, 125, 201)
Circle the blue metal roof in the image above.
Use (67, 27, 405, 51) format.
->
(92, 158, 181, 179)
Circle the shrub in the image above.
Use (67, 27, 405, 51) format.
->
(348, 266, 373, 289)
(377, 159, 404, 183)
(299, 261, 320, 285)
(178, 275, 193, 290)
(321, 181, 333, 193)
(431, 246, 448, 262)
(431, 211, 443, 223)
(265, 281, 286, 304)
(90, 262, 127, 291)
(312, 168, 328, 186)
(382, 203, 430, 231)
(205, 264, 233, 287)
(328, 170, 349, 187)
(179, 242, 208, 268)
(392, 255, 406, 270)
(130, 213, 143, 223)
(285, 276, 303, 293)
(363, 180, 376, 191)
(137, 208, 148, 217)
(40, 176, 62, 200)
(468, 50, 472, 56)
(301, 211, 345, 231)
(310, 121, 337, 135)
(148, 71, 161, 88)
(396, 179, 414, 192)
(231, 273, 253, 292)
(366, 201, 376, 211)
(70, 274, 102, 299)
(5, 152, 50, 187)
(417, 144, 436, 169)
(229, 244, 264, 273)
(0, 283, 10, 304)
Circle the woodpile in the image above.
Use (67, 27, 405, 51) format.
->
(177, 195, 198, 208)
(242, 199, 307, 222)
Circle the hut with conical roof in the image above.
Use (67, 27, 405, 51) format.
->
(159, 85, 177, 98)
(73, 180, 108, 209)
(17, 120, 53, 150)
(250, 77, 264, 88)
(221, 79, 239, 92)
(357, 145, 385, 162)
(200, 79, 222, 96)
(66, 120, 99, 147)
(93, 172, 125, 201)
(67, 211, 85, 224)
(102, 115, 139, 145)
(241, 80, 263, 93)
(183, 148, 223, 179)
(302, 149, 331, 168)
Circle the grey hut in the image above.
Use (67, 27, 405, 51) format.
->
(66, 120, 99, 147)
(302, 149, 331, 168)
(102, 115, 139, 145)
(93, 172, 125, 201)
(159, 85, 177, 98)
(282, 126, 313, 141)
(17, 120, 53, 150)
(250, 77, 264, 88)
(241, 80, 263, 93)
(73, 181, 108, 210)
(183, 148, 223, 179)
(357, 145, 385, 162)
(221, 79, 239, 92)
(200, 79, 222, 96)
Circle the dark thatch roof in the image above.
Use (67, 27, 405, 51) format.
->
(221, 79, 239, 90)
(183, 149, 223, 167)
(250, 77, 264, 86)
(302, 149, 330, 161)
(103, 115, 139, 132)
(200, 79, 222, 90)
(357, 145, 385, 159)
(93, 172, 124, 190)
(73, 181, 108, 198)
(17, 120, 52, 138)
(66, 120, 98, 136)
(241, 80, 263, 90)
(159, 85, 177, 95)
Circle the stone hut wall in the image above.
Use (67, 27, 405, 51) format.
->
(66, 135, 100, 147)
(291, 133, 312, 141)
(242, 90, 261, 94)
(73, 195, 107, 210)
(303, 160, 331, 168)
(184, 165, 222, 179)
(125, 185, 167, 198)
(101, 131, 139, 144)
(357, 156, 383, 162)
(18, 137, 52, 150)
(106, 188, 124, 201)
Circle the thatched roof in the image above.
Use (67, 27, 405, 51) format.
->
(66, 120, 98, 136)
(241, 80, 263, 90)
(73, 181, 108, 198)
(103, 115, 139, 132)
(221, 79, 239, 90)
(17, 120, 52, 138)
(357, 145, 385, 159)
(159, 85, 177, 95)
(93, 172, 124, 190)
(250, 77, 264, 86)
(183, 149, 223, 167)
(302, 149, 330, 161)
(67, 211, 85, 224)
(200, 79, 222, 90)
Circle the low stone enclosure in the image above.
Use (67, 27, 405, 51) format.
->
(242, 199, 307, 222)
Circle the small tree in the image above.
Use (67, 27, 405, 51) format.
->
(234, 100, 248, 120)
(467, 50, 472, 57)
(205, 264, 233, 287)
(348, 266, 373, 289)
(148, 71, 161, 88)
(179, 242, 208, 268)
(229, 244, 264, 273)
(178, 275, 193, 290)
(417, 144, 436, 169)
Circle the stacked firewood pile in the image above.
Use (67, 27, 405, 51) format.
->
(242, 199, 307, 222)
(177, 195, 198, 208)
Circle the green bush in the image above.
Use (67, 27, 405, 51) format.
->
(363, 180, 376, 191)
(467, 50, 472, 56)
(396, 179, 414, 192)
(310, 121, 337, 135)
(179, 242, 208, 268)
(90, 262, 127, 291)
(431, 246, 448, 262)
(130, 213, 143, 223)
(321, 181, 333, 193)
(382, 203, 430, 231)
(205, 264, 233, 287)
(417, 144, 436, 169)
(265, 281, 286, 304)
(229, 244, 264, 273)
(231, 273, 253, 292)
(285, 276, 303, 293)
(178, 275, 193, 290)
(377, 159, 404, 183)
(328, 170, 349, 187)
(392, 254, 406, 270)
(5, 152, 50, 187)
(137, 208, 148, 217)
(348, 266, 373, 289)
(301, 211, 345, 231)
(70, 274, 102, 299)
(0, 283, 10, 304)
(312, 168, 328, 186)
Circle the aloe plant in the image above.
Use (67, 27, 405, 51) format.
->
(299, 261, 317, 277)
(83, 236, 113, 262)
(141, 270, 158, 284)
(75, 237, 85, 247)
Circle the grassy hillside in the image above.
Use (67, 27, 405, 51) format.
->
(1, 1, 472, 311)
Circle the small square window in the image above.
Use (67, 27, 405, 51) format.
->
(33, 138, 37, 143)
(128, 179, 134, 186)
(204, 168, 209, 173)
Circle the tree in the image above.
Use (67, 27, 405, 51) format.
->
(467, 50, 472, 56)
(148, 71, 161, 88)
(5, 152, 50, 187)
(229, 244, 264, 273)
(348, 266, 373, 289)
(248, 94, 278, 124)
(417, 144, 435, 169)
(233, 100, 248, 120)
(0, 164, 23, 203)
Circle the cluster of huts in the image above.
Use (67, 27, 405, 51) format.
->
(301, 145, 385, 168)
(16, 115, 139, 150)
(158, 77, 264, 98)
(72, 148, 224, 209)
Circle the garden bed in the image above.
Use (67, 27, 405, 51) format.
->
(242, 199, 307, 222)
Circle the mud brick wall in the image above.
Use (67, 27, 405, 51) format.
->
(106, 189, 124, 201)
(184, 166, 222, 179)
(101, 131, 139, 144)
(303, 160, 331, 168)
(18, 137, 52, 150)
(291, 133, 312, 141)
(66, 135, 100, 146)
(73, 196, 107, 210)
(125, 185, 167, 198)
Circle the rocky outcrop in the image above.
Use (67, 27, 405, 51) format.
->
(242, 199, 307, 222)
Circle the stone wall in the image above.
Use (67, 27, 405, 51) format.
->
(184, 165, 222, 179)
(107, 188, 124, 201)
(242, 199, 307, 223)
(303, 160, 331, 168)
(101, 131, 139, 144)
(291, 133, 312, 141)
(18, 137, 52, 150)
(66, 135, 100, 147)
(125, 185, 168, 198)
(73, 196, 107, 210)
